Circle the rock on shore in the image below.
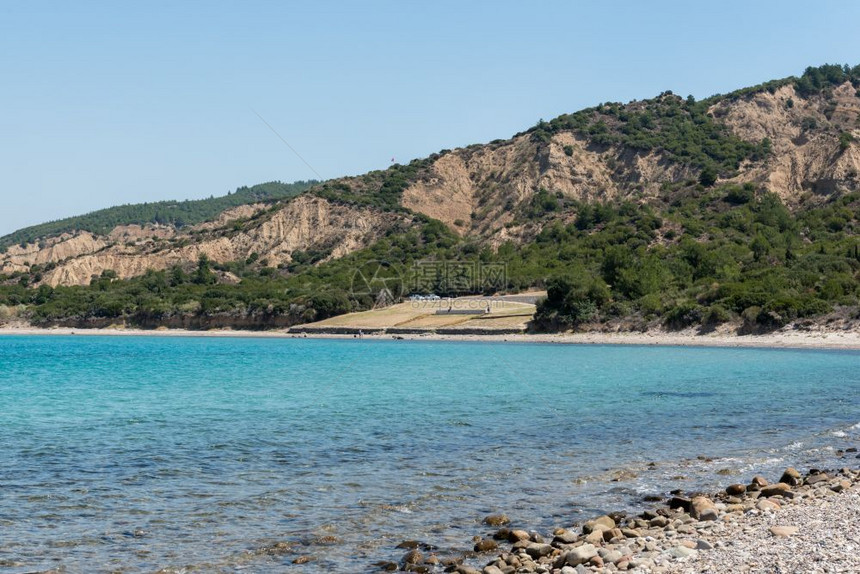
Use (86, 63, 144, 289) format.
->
(388, 467, 860, 573)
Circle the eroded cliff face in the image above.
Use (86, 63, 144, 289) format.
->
(399, 82, 859, 241)
(712, 82, 860, 203)
(401, 132, 691, 242)
(0, 196, 406, 286)
(0, 232, 110, 275)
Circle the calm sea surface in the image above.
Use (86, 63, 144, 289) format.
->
(1, 335, 859, 572)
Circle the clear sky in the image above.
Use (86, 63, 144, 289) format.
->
(1, 1, 858, 236)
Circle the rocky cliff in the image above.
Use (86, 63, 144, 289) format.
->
(2, 196, 409, 286)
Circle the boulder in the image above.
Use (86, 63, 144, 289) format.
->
(511, 538, 530, 551)
(780, 467, 801, 486)
(690, 496, 718, 521)
(525, 542, 554, 558)
(649, 516, 669, 527)
(759, 483, 791, 497)
(756, 499, 780, 512)
(552, 529, 579, 544)
(806, 473, 831, 485)
(831, 480, 851, 493)
(508, 529, 530, 542)
(750, 475, 769, 489)
(668, 496, 692, 512)
(565, 544, 598, 566)
(725, 484, 747, 496)
(603, 527, 623, 542)
(582, 515, 615, 534)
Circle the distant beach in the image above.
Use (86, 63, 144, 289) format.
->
(4, 323, 860, 350)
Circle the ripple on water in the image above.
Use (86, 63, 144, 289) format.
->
(1, 337, 859, 572)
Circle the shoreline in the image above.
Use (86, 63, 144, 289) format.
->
(2, 324, 860, 350)
(381, 415, 860, 574)
(429, 464, 860, 574)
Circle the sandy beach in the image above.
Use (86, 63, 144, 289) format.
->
(3, 323, 860, 351)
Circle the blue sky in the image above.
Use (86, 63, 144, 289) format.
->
(1, 1, 858, 236)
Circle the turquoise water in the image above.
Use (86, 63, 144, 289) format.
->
(1, 336, 859, 572)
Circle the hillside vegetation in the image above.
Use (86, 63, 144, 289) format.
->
(0, 180, 316, 251)
(1, 64, 859, 332)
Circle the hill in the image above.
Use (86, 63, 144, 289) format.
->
(0, 180, 316, 251)
(1, 64, 859, 333)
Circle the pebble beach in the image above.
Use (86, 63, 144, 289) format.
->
(395, 465, 860, 574)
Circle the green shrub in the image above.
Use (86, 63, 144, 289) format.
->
(637, 293, 663, 316)
(534, 275, 611, 329)
(702, 305, 731, 326)
(664, 302, 703, 330)
(725, 184, 755, 205)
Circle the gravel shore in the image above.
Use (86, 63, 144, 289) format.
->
(665, 485, 860, 573)
(387, 466, 860, 574)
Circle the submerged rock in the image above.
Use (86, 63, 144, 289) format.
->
(482, 513, 510, 526)
(401, 549, 423, 565)
(473, 538, 498, 552)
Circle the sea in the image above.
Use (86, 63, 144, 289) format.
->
(1, 335, 859, 572)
